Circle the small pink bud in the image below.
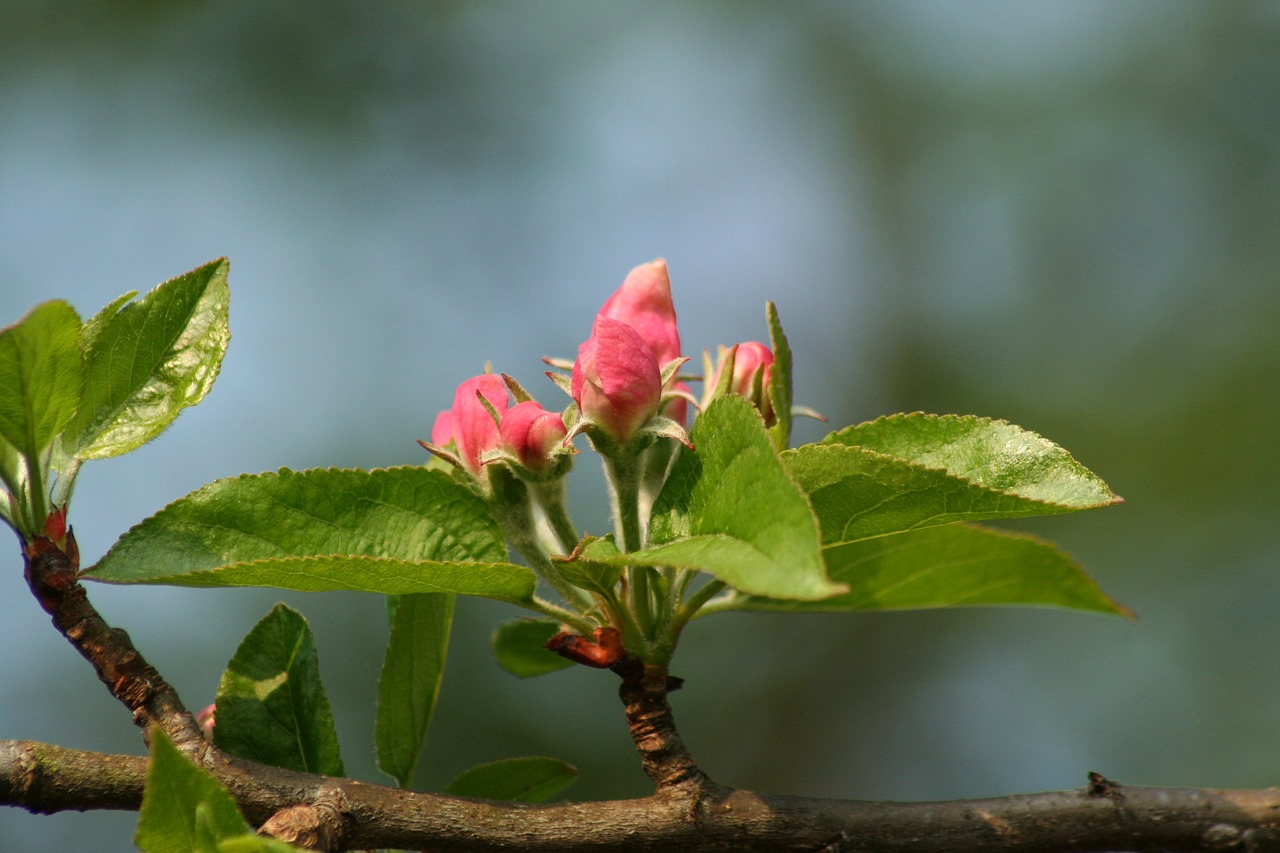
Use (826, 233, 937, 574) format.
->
(728, 342, 773, 398)
(572, 316, 662, 444)
(709, 342, 775, 423)
(500, 400, 568, 470)
(451, 374, 510, 476)
(664, 381, 694, 428)
(196, 703, 216, 737)
(599, 259, 681, 367)
(430, 411, 454, 447)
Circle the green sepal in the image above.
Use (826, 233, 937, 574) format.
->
(765, 301, 793, 452)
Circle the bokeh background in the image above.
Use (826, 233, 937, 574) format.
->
(3, 2, 1278, 850)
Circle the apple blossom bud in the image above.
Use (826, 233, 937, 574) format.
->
(430, 411, 454, 447)
(500, 400, 568, 470)
(709, 341, 775, 423)
(451, 374, 510, 476)
(599, 258, 681, 367)
(572, 316, 662, 445)
(196, 703, 216, 738)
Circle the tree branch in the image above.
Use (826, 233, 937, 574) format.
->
(14, 532, 1280, 851)
(4, 739, 1280, 851)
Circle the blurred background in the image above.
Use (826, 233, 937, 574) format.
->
(2, 2, 1278, 849)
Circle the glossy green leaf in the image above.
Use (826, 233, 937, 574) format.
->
(785, 440, 1118, 547)
(0, 300, 83, 457)
(491, 619, 575, 678)
(643, 396, 842, 600)
(135, 730, 251, 853)
(214, 603, 344, 776)
(765, 301, 792, 452)
(822, 413, 1120, 508)
(445, 756, 576, 803)
(64, 258, 230, 460)
(376, 592, 454, 787)
(736, 523, 1130, 615)
(86, 466, 534, 602)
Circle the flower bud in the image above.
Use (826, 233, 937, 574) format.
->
(430, 410, 454, 447)
(450, 374, 510, 476)
(708, 341, 775, 423)
(499, 400, 568, 470)
(572, 316, 662, 444)
(598, 258, 681, 367)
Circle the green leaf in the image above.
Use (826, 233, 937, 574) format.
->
(86, 466, 534, 603)
(765, 301, 793, 452)
(445, 756, 576, 803)
(642, 396, 842, 600)
(0, 300, 83, 458)
(821, 413, 1120, 508)
(491, 619, 575, 678)
(135, 729, 251, 853)
(553, 535, 623, 596)
(214, 603, 344, 776)
(736, 523, 1131, 615)
(376, 592, 454, 787)
(785, 440, 1118, 547)
(64, 258, 230, 460)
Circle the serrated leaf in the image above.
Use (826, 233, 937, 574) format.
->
(643, 396, 842, 600)
(0, 300, 84, 457)
(822, 413, 1120, 508)
(65, 258, 230, 459)
(95, 554, 535, 602)
(85, 467, 534, 602)
(784, 441, 1117, 546)
(765, 301, 792, 452)
(491, 619, 575, 678)
(214, 604, 344, 776)
(376, 592, 454, 787)
(445, 756, 576, 803)
(736, 523, 1130, 615)
(135, 730, 251, 853)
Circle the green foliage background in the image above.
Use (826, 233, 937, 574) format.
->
(3, 3, 1278, 850)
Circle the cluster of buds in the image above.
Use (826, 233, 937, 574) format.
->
(422, 258, 797, 484)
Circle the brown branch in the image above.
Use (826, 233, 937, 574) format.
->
(21, 531, 206, 757)
(14, 533, 1280, 851)
(5, 739, 1280, 851)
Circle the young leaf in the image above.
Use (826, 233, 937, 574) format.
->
(784, 441, 1118, 546)
(822, 413, 1120, 508)
(491, 619, 575, 678)
(764, 301, 793, 452)
(735, 523, 1130, 615)
(0, 300, 84, 459)
(135, 729, 252, 853)
(214, 603, 344, 776)
(86, 467, 535, 603)
(63, 258, 230, 460)
(445, 756, 576, 803)
(553, 535, 623, 597)
(643, 396, 843, 600)
(376, 592, 454, 787)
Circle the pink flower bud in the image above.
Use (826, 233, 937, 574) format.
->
(598, 259, 681, 367)
(499, 400, 568, 470)
(196, 703, 216, 737)
(663, 381, 694, 428)
(728, 342, 773, 398)
(572, 316, 662, 444)
(709, 342, 775, 423)
(430, 411, 454, 447)
(450, 374, 510, 475)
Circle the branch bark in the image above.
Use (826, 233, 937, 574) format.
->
(12, 532, 1280, 851)
(5, 739, 1280, 852)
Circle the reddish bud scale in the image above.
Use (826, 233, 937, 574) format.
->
(545, 626, 625, 669)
